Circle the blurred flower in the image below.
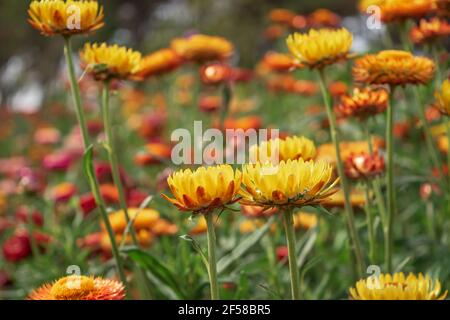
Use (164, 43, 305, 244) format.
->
(293, 212, 318, 230)
(353, 50, 435, 86)
(28, 275, 125, 300)
(223, 116, 262, 131)
(410, 18, 450, 45)
(323, 189, 366, 208)
(328, 81, 348, 98)
(291, 15, 307, 29)
(240, 159, 339, 208)
(15, 206, 44, 227)
(262, 52, 298, 73)
(241, 205, 278, 218)
(239, 219, 266, 234)
(276, 246, 289, 263)
(162, 165, 242, 213)
(43, 151, 73, 171)
(307, 9, 341, 28)
(2, 230, 51, 262)
(199, 95, 222, 113)
(435, 0, 450, 17)
(137, 112, 166, 140)
(134, 142, 172, 166)
(228, 68, 254, 83)
(2, 233, 31, 262)
(189, 216, 208, 235)
(34, 127, 61, 145)
(316, 139, 384, 165)
(345, 151, 385, 180)
(50, 182, 77, 203)
(435, 79, 450, 116)
(264, 25, 285, 40)
(17, 167, 46, 195)
(28, 0, 104, 36)
(199, 63, 231, 85)
(349, 272, 447, 300)
(95, 162, 131, 188)
(134, 48, 182, 80)
(250, 135, 317, 162)
(338, 87, 388, 120)
(80, 43, 142, 81)
(286, 28, 353, 69)
(104, 208, 160, 235)
(0, 271, 12, 288)
(437, 134, 449, 154)
(171, 34, 234, 63)
(0, 193, 5, 215)
(152, 219, 178, 236)
(380, 0, 435, 22)
(268, 8, 296, 25)
(394, 120, 412, 140)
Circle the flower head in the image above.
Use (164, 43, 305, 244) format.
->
(162, 165, 242, 214)
(269, 8, 296, 25)
(410, 18, 450, 45)
(381, 0, 435, 22)
(250, 135, 316, 163)
(338, 87, 388, 120)
(80, 43, 142, 81)
(262, 51, 300, 72)
(435, 79, 450, 116)
(344, 151, 385, 180)
(134, 48, 182, 80)
(286, 28, 353, 69)
(307, 9, 341, 28)
(28, 0, 104, 36)
(349, 272, 448, 300)
(28, 275, 125, 300)
(353, 50, 435, 86)
(171, 34, 234, 63)
(239, 159, 339, 208)
(199, 63, 232, 85)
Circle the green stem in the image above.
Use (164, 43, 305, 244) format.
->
(317, 69, 365, 278)
(205, 213, 219, 300)
(364, 182, 376, 264)
(63, 36, 90, 148)
(446, 121, 450, 213)
(283, 208, 300, 300)
(385, 87, 397, 273)
(364, 122, 387, 232)
(63, 37, 128, 292)
(101, 82, 138, 245)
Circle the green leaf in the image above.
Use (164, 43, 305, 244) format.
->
(217, 216, 275, 274)
(315, 205, 333, 216)
(122, 247, 184, 299)
(297, 228, 318, 268)
(179, 234, 209, 272)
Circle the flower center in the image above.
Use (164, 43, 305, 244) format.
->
(50, 276, 95, 300)
(378, 50, 412, 60)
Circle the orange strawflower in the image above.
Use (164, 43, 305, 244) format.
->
(353, 50, 435, 86)
(344, 151, 385, 180)
(171, 34, 234, 63)
(199, 63, 231, 85)
(262, 51, 299, 72)
(411, 18, 450, 45)
(268, 8, 296, 25)
(134, 48, 182, 80)
(308, 9, 341, 27)
(28, 275, 125, 300)
(338, 87, 389, 120)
